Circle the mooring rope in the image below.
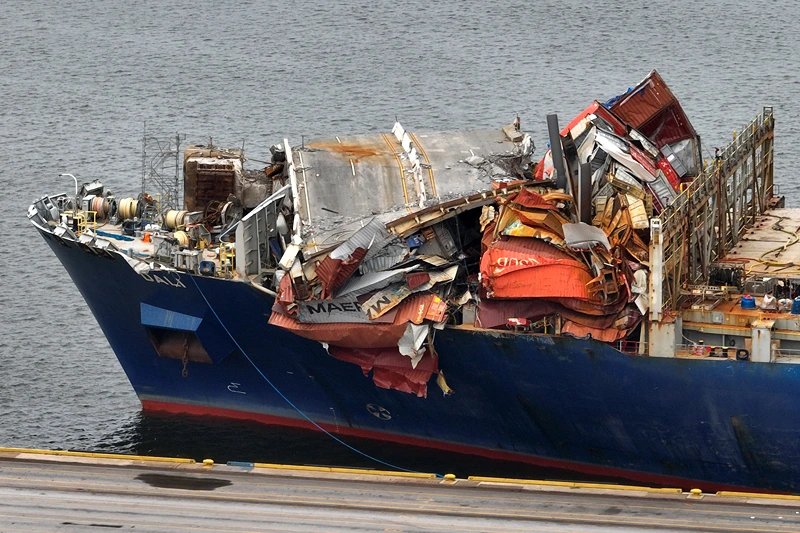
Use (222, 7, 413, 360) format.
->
(189, 275, 440, 477)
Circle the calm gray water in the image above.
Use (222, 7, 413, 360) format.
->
(1, 0, 798, 473)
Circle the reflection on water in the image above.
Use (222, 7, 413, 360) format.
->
(93, 410, 621, 482)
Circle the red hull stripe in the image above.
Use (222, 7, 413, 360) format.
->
(140, 399, 776, 494)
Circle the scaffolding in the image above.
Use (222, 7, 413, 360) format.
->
(141, 126, 185, 212)
(656, 108, 776, 311)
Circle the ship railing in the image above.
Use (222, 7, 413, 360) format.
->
(218, 242, 235, 277)
(61, 209, 98, 235)
(615, 340, 643, 355)
(655, 107, 775, 311)
(674, 343, 739, 358)
(675, 344, 700, 357)
(773, 348, 800, 360)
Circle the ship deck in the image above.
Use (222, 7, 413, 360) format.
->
(92, 223, 156, 256)
(675, 207, 800, 363)
(89, 222, 228, 273)
(725, 208, 800, 277)
(2, 448, 800, 532)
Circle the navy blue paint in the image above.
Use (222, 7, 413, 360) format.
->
(188, 272, 433, 476)
(140, 303, 202, 331)
(40, 229, 800, 493)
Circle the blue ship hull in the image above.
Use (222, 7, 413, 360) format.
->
(39, 228, 800, 494)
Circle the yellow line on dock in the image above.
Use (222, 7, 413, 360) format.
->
(717, 491, 800, 501)
(253, 462, 437, 479)
(0, 447, 195, 464)
(468, 476, 682, 494)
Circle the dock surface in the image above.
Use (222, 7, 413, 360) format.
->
(2, 449, 800, 532)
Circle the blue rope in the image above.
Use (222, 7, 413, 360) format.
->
(189, 275, 440, 477)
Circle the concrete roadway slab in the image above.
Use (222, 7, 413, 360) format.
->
(1, 454, 800, 532)
(413, 129, 517, 199)
(296, 134, 408, 233)
(294, 128, 522, 235)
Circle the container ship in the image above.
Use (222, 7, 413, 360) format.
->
(29, 71, 798, 493)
